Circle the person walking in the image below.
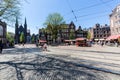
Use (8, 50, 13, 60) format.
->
(101, 41, 104, 46)
(43, 43, 47, 51)
(0, 40, 3, 53)
(116, 41, 119, 47)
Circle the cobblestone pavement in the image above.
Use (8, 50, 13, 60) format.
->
(0, 44, 120, 80)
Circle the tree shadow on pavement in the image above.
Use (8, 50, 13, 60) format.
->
(2, 47, 42, 54)
(0, 54, 109, 80)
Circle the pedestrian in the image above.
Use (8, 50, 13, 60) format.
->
(0, 40, 3, 53)
(71, 41, 73, 45)
(116, 41, 119, 47)
(43, 43, 47, 51)
(101, 41, 104, 46)
(40, 43, 44, 50)
(36, 43, 39, 47)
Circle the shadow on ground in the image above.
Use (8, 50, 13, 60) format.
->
(0, 54, 109, 80)
(2, 47, 42, 54)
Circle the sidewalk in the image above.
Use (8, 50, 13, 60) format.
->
(14, 44, 36, 48)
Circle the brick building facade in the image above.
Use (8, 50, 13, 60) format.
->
(110, 4, 120, 35)
(89, 23, 110, 40)
(76, 26, 88, 38)
(39, 22, 88, 43)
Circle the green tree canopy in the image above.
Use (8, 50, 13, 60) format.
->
(87, 32, 91, 40)
(6, 32, 14, 43)
(44, 13, 65, 42)
(20, 32, 25, 43)
(0, 0, 25, 23)
(44, 13, 65, 26)
(31, 34, 35, 43)
(69, 31, 75, 40)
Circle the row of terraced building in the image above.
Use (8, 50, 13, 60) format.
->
(39, 4, 120, 43)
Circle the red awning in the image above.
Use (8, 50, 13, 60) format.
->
(106, 34, 120, 40)
(106, 36, 113, 40)
(64, 40, 76, 42)
(76, 38, 86, 41)
(64, 40, 71, 42)
(39, 40, 47, 43)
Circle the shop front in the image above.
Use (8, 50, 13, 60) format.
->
(106, 35, 120, 46)
(75, 38, 91, 47)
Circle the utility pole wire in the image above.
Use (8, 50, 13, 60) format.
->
(75, 14, 109, 22)
(66, 0, 77, 21)
(64, 0, 114, 17)
(66, 10, 110, 22)
(72, 10, 77, 22)
(99, 0, 113, 10)
(66, 14, 109, 22)
(75, 0, 114, 12)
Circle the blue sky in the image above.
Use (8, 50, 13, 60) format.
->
(8, 0, 120, 34)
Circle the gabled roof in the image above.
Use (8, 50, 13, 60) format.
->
(69, 21, 76, 28)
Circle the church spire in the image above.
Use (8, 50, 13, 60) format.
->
(15, 17, 18, 28)
(24, 18, 27, 30)
(24, 17, 27, 27)
(15, 17, 19, 44)
(24, 17, 27, 43)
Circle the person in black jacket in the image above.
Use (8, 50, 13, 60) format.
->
(0, 40, 3, 53)
(101, 41, 104, 46)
